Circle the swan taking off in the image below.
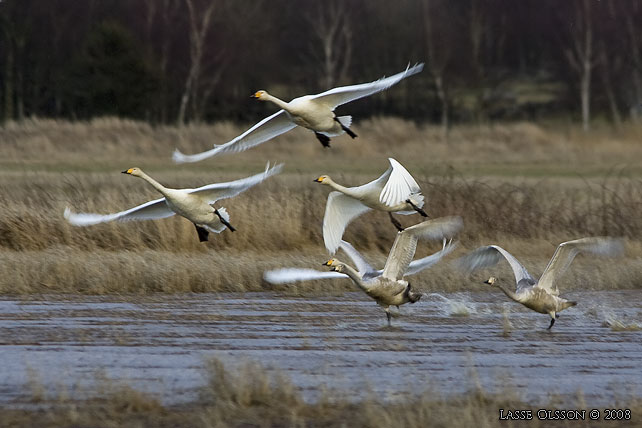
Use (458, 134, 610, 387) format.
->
(64, 163, 283, 243)
(265, 238, 457, 284)
(315, 158, 427, 254)
(457, 237, 624, 329)
(173, 64, 424, 163)
(323, 217, 463, 326)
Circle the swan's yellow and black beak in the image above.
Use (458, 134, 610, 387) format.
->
(313, 176, 323, 183)
(322, 259, 333, 267)
(122, 168, 133, 174)
(251, 91, 261, 99)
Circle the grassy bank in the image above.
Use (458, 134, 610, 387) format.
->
(1, 118, 641, 293)
(1, 358, 640, 428)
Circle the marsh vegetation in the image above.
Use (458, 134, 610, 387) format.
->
(1, 118, 641, 294)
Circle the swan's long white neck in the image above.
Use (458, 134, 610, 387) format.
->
(337, 262, 369, 292)
(325, 178, 360, 199)
(495, 282, 519, 302)
(137, 171, 169, 196)
(262, 93, 291, 111)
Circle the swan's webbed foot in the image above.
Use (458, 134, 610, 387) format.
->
(334, 117, 357, 139)
(214, 209, 236, 232)
(315, 132, 331, 148)
(194, 224, 209, 242)
(389, 212, 404, 232)
(406, 199, 428, 217)
(547, 317, 555, 330)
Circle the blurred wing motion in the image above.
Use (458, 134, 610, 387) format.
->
(173, 111, 296, 163)
(382, 216, 463, 281)
(310, 63, 424, 108)
(457, 245, 536, 292)
(187, 162, 283, 203)
(264, 268, 347, 284)
(406, 238, 457, 276)
(263, 240, 374, 284)
(537, 237, 623, 295)
(64, 198, 174, 226)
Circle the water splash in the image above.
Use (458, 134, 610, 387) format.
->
(423, 293, 477, 317)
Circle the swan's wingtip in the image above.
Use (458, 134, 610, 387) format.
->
(172, 148, 189, 164)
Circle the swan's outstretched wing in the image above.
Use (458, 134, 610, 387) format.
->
(405, 239, 457, 276)
(339, 240, 375, 275)
(457, 245, 536, 292)
(64, 198, 174, 226)
(382, 216, 463, 281)
(173, 111, 296, 163)
(379, 158, 424, 208)
(322, 192, 371, 254)
(187, 162, 283, 203)
(263, 268, 347, 284)
(310, 63, 424, 109)
(537, 237, 623, 295)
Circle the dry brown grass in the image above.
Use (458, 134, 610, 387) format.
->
(1, 118, 641, 294)
(2, 357, 641, 428)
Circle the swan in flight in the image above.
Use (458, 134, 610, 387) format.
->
(173, 63, 424, 163)
(315, 157, 427, 254)
(323, 216, 463, 326)
(264, 238, 456, 284)
(64, 163, 283, 242)
(457, 237, 624, 329)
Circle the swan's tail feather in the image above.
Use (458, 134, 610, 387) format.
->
(337, 115, 352, 129)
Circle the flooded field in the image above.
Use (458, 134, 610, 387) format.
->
(1, 290, 641, 407)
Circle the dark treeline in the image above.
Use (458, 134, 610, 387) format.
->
(0, 0, 641, 131)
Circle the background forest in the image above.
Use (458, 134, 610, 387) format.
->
(1, 0, 641, 131)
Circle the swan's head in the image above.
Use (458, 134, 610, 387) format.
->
(122, 167, 143, 177)
(314, 175, 330, 184)
(323, 259, 343, 272)
(484, 277, 497, 286)
(252, 90, 268, 100)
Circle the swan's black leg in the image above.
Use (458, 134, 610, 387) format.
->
(214, 209, 236, 232)
(406, 199, 428, 217)
(388, 212, 404, 232)
(334, 117, 357, 138)
(315, 132, 331, 148)
(547, 317, 555, 330)
(194, 224, 209, 242)
(385, 309, 392, 326)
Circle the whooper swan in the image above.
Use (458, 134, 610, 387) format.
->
(64, 163, 283, 242)
(265, 238, 456, 284)
(315, 157, 427, 254)
(323, 217, 463, 326)
(457, 237, 624, 329)
(173, 64, 424, 163)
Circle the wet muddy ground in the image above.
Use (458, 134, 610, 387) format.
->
(1, 290, 641, 407)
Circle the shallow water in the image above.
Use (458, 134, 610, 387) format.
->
(1, 290, 641, 406)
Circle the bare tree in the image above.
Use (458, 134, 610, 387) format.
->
(307, 0, 353, 89)
(421, 0, 451, 138)
(623, 1, 642, 122)
(564, 0, 596, 132)
(177, 0, 215, 125)
(469, 0, 488, 122)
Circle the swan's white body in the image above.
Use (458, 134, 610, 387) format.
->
(173, 64, 424, 163)
(316, 158, 426, 254)
(324, 217, 463, 325)
(458, 237, 623, 328)
(64, 163, 283, 241)
(264, 238, 457, 284)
